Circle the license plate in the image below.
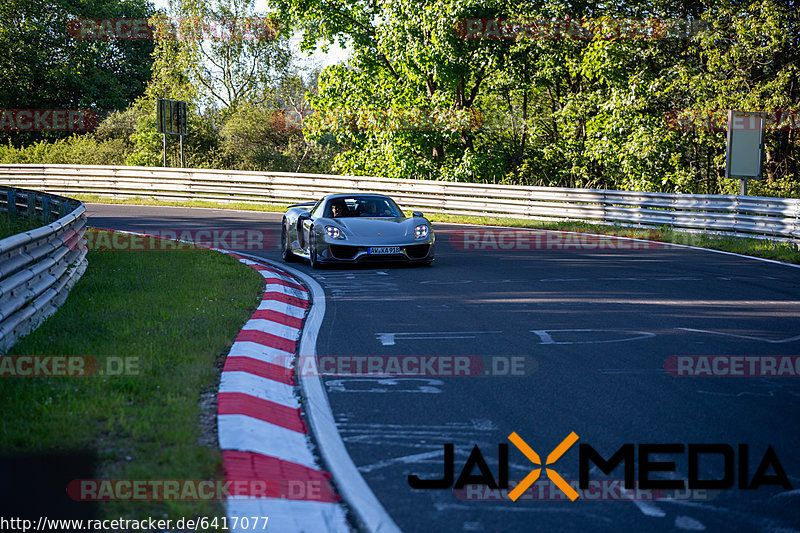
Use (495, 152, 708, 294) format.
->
(368, 246, 401, 255)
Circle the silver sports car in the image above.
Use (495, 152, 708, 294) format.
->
(280, 193, 435, 268)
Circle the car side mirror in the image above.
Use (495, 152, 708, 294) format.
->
(412, 211, 424, 218)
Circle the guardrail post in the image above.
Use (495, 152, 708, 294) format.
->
(41, 195, 51, 223)
(793, 201, 800, 243)
(6, 189, 16, 219)
(601, 190, 608, 224)
(25, 192, 36, 224)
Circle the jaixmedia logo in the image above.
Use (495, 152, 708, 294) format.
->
(408, 432, 792, 501)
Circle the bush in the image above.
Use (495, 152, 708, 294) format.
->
(0, 136, 130, 166)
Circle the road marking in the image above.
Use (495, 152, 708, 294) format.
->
(326, 378, 444, 393)
(313, 271, 401, 301)
(531, 329, 656, 345)
(358, 449, 450, 473)
(335, 419, 534, 473)
(677, 327, 800, 343)
(696, 381, 800, 400)
(419, 279, 472, 284)
(376, 330, 503, 346)
(675, 516, 706, 531)
(538, 276, 704, 283)
(532, 330, 554, 344)
(598, 369, 666, 375)
(377, 333, 396, 345)
(627, 498, 666, 517)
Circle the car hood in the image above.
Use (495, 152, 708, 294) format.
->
(325, 217, 431, 243)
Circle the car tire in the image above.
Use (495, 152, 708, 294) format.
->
(309, 227, 322, 269)
(280, 219, 296, 262)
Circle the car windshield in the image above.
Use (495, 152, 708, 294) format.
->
(324, 196, 404, 218)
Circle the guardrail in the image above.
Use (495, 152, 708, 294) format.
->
(0, 185, 88, 353)
(0, 164, 798, 242)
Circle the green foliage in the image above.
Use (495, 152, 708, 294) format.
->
(272, 0, 799, 193)
(0, 0, 155, 145)
(0, 136, 129, 166)
(0, 98, 340, 173)
(3, 0, 798, 196)
(218, 103, 337, 172)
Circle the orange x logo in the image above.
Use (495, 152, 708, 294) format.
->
(507, 431, 580, 502)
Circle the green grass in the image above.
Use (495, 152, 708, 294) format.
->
(0, 214, 49, 240)
(0, 240, 265, 521)
(73, 194, 800, 264)
(71, 194, 290, 213)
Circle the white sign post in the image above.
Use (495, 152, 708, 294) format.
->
(725, 110, 765, 195)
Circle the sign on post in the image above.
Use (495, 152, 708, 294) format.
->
(725, 110, 765, 195)
(156, 99, 188, 167)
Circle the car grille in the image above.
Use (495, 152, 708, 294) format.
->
(405, 244, 430, 259)
(330, 245, 359, 259)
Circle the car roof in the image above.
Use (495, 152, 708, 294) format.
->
(322, 193, 392, 202)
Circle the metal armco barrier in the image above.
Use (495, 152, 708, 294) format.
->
(0, 164, 798, 242)
(0, 185, 88, 353)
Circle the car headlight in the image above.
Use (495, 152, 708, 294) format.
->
(325, 226, 345, 239)
(414, 224, 429, 239)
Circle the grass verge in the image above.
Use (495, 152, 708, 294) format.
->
(71, 194, 289, 213)
(0, 214, 50, 240)
(73, 194, 800, 265)
(0, 239, 265, 522)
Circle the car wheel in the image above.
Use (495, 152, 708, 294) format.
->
(309, 227, 321, 269)
(281, 219, 295, 262)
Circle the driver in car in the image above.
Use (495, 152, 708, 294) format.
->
(359, 199, 390, 216)
(330, 200, 348, 218)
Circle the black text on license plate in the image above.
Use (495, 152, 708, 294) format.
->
(368, 246, 401, 255)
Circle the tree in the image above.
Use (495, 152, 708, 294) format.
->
(0, 0, 155, 144)
(673, 0, 799, 191)
(274, 0, 519, 181)
(148, 0, 292, 112)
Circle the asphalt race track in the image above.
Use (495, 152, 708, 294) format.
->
(88, 204, 800, 533)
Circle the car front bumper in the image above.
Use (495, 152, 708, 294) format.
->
(317, 242, 434, 263)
